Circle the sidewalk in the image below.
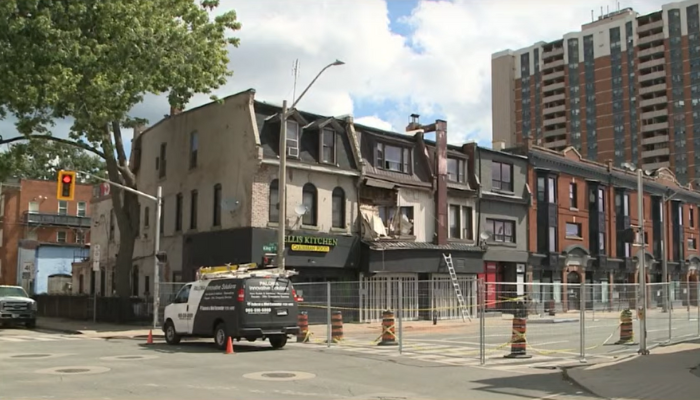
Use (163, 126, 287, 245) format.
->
(37, 317, 157, 339)
(566, 340, 700, 400)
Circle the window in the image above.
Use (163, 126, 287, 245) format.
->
(322, 128, 336, 164)
(678, 203, 684, 226)
(190, 190, 198, 230)
(376, 143, 411, 173)
(462, 206, 474, 240)
(447, 158, 466, 183)
(398, 206, 414, 235)
(492, 162, 513, 192)
(537, 177, 545, 202)
(175, 193, 183, 231)
(159, 143, 167, 178)
(269, 180, 279, 223)
(689, 238, 698, 250)
(625, 242, 631, 258)
(547, 177, 556, 203)
(302, 183, 317, 226)
(548, 226, 557, 251)
(144, 207, 150, 228)
(77, 202, 87, 217)
(132, 266, 139, 297)
(189, 131, 199, 169)
(623, 194, 630, 216)
(449, 205, 461, 238)
(144, 276, 150, 296)
(331, 187, 345, 228)
(286, 120, 299, 156)
(57, 231, 67, 243)
(486, 218, 515, 243)
(598, 188, 605, 211)
(213, 184, 222, 227)
(566, 222, 582, 238)
(378, 206, 395, 228)
(691, 206, 695, 228)
(599, 232, 606, 252)
(28, 201, 39, 214)
(569, 183, 578, 208)
(58, 200, 68, 215)
(76, 230, 86, 244)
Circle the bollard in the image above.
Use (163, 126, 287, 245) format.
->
(330, 311, 343, 343)
(546, 300, 556, 316)
(297, 311, 309, 343)
(377, 310, 398, 346)
(504, 301, 532, 359)
(615, 309, 634, 344)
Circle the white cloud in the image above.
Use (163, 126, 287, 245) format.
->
(1, 0, 669, 149)
(354, 116, 395, 132)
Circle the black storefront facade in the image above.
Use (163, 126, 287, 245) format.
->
(361, 241, 484, 320)
(181, 227, 360, 282)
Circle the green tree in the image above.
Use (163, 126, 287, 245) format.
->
(0, 139, 107, 183)
(0, 1, 241, 297)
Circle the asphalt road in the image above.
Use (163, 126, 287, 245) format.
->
(0, 326, 602, 400)
(308, 311, 700, 367)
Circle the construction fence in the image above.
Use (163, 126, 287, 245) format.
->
(153, 278, 700, 366)
(282, 280, 700, 366)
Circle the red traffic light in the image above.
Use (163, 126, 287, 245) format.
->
(62, 175, 73, 184)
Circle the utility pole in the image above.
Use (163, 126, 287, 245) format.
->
(636, 167, 649, 355)
(276, 59, 345, 271)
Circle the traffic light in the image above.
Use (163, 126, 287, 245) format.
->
(56, 170, 76, 201)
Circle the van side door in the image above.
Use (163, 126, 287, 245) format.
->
(171, 283, 192, 334)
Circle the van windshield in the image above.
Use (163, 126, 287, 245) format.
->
(245, 278, 292, 301)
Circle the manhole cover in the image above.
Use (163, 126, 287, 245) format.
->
(262, 372, 296, 378)
(11, 354, 51, 359)
(35, 366, 110, 375)
(57, 368, 89, 373)
(100, 355, 159, 361)
(243, 371, 316, 381)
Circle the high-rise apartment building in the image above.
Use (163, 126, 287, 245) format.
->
(492, 1, 700, 183)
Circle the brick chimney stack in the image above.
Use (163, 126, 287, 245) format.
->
(406, 114, 421, 132)
(170, 106, 182, 116)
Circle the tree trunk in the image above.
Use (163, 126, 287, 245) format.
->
(113, 190, 140, 298)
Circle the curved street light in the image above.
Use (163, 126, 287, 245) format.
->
(276, 60, 345, 271)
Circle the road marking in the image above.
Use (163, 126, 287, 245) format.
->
(0, 337, 25, 342)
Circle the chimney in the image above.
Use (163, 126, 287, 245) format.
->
(133, 124, 146, 139)
(170, 106, 182, 116)
(406, 113, 421, 132)
(606, 159, 613, 172)
(492, 140, 506, 151)
(434, 119, 448, 246)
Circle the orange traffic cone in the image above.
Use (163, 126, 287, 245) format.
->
(225, 337, 234, 354)
(146, 329, 154, 345)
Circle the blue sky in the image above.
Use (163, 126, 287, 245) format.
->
(1, 0, 673, 160)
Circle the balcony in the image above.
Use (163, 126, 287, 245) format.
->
(543, 116, 567, 126)
(24, 212, 91, 228)
(639, 96, 667, 108)
(637, 19, 663, 33)
(543, 104, 566, 115)
(642, 147, 670, 158)
(638, 45, 665, 58)
(640, 108, 667, 119)
(641, 121, 669, 132)
(542, 70, 565, 81)
(639, 58, 666, 70)
(543, 127, 567, 138)
(543, 81, 565, 93)
(639, 71, 666, 83)
(543, 93, 566, 104)
(638, 32, 664, 46)
(543, 47, 564, 60)
(639, 83, 667, 96)
(543, 139, 568, 150)
(642, 134, 669, 145)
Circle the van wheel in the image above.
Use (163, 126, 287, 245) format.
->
(164, 320, 181, 345)
(269, 335, 287, 349)
(214, 322, 228, 350)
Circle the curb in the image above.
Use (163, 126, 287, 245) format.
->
(560, 367, 609, 400)
(36, 325, 83, 335)
(528, 318, 579, 324)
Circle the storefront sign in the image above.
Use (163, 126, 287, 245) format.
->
(285, 235, 338, 247)
(290, 244, 330, 253)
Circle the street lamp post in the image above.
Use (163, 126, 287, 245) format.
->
(276, 60, 345, 270)
(623, 163, 649, 355)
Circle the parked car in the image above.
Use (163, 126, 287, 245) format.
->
(0, 285, 37, 329)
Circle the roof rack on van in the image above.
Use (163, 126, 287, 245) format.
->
(196, 263, 299, 281)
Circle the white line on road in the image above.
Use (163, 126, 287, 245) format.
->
(0, 337, 25, 342)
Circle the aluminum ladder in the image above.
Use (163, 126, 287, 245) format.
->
(443, 253, 471, 322)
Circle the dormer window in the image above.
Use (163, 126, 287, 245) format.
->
(447, 157, 466, 183)
(286, 120, 299, 157)
(322, 128, 336, 164)
(377, 142, 411, 173)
